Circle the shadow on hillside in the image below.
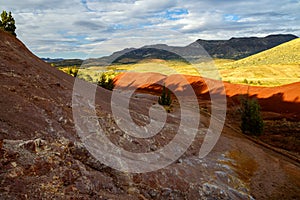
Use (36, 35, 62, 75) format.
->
(115, 78, 300, 121)
(231, 93, 300, 121)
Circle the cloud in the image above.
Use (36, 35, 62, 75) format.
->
(1, 0, 300, 58)
(73, 20, 105, 30)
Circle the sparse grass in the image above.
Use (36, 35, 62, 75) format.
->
(109, 59, 200, 76)
(226, 38, 300, 67)
(57, 39, 300, 87)
(216, 38, 300, 86)
(59, 66, 119, 83)
(261, 119, 300, 153)
(219, 64, 300, 86)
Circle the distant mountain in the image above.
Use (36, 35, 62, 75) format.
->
(41, 58, 64, 63)
(112, 48, 188, 64)
(42, 58, 83, 67)
(82, 34, 297, 66)
(83, 48, 135, 66)
(226, 38, 300, 66)
(82, 42, 211, 66)
(43, 34, 297, 67)
(194, 34, 298, 59)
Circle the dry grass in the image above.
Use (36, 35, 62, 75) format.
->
(58, 39, 300, 87)
(217, 38, 300, 86)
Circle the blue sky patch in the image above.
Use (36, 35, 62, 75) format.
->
(165, 8, 189, 20)
(224, 14, 241, 22)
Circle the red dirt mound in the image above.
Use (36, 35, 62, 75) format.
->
(114, 72, 300, 119)
(0, 30, 76, 140)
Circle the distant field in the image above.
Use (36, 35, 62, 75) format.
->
(58, 39, 300, 87)
(219, 63, 300, 86)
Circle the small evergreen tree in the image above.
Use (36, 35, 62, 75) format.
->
(0, 10, 16, 36)
(105, 77, 115, 90)
(158, 85, 172, 106)
(240, 97, 264, 136)
(72, 68, 78, 77)
(97, 73, 114, 91)
(98, 73, 106, 87)
(66, 67, 78, 77)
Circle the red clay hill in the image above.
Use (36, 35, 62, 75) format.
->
(114, 72, 300, 120)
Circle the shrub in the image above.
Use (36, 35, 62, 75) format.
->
(84, 74, 93, 82)
(158, 85, 172, 106)
(240, 97, 264, 136)
(97, 73, 115, 90)
(66, 67, 78, 77)
(0, 10, 16, 36)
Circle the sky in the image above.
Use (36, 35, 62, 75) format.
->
(2, 0, 300, 59)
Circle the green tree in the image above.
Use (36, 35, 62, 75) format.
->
(0, 10, 16, 36)
(158, 85, 172, 106)
(66, 67, 78, 77)
(98, 73, 107, 87)
(97, 73, 115, 91)
(240, 97, 264, 136)
(105, 77, 115, 90)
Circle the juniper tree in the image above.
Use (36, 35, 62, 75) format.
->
(240, 97, 264, 136)
(0, 11, 16, 36)
(158, 85, 172, 106)
(97, 73, 115, 91)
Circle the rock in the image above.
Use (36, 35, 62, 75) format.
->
(75, 176, 94, 195)
(58, 116, 64, 123)
(69, 142, 108, 171)
(161, 188, 172, 196)
(150, 144, 157, 151)
(228, 188, 254, 200)
(19, 138, 47, 153)
(127, 187, 140, 195)
(202, 183, 228, 199)
(61, 169, 80, 186)
(148, 189, 158, 198)
(11, 162, 17, 168)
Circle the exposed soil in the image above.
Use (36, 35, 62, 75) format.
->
(115, 72, 300, 155)
(261, 120, 300, 153)
(1, 30, 300, 199)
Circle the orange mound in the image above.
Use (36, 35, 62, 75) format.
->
(114, 72, 300, 119)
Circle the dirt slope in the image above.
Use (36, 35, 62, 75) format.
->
(115, 72, 300, 119)
(1, 31, 300, 199)
(0, 30, 135, 199)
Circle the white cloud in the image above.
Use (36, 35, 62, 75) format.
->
(1, 0, 300, 58)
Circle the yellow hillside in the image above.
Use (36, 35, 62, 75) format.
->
(218, 38, 300, 86)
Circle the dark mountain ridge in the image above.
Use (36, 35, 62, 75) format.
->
(194, 34, 298, 59)
(80, 34, 298, 66)
(45, 34, 298, 67)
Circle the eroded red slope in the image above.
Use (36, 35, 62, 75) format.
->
(115, 72, 300, 118)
